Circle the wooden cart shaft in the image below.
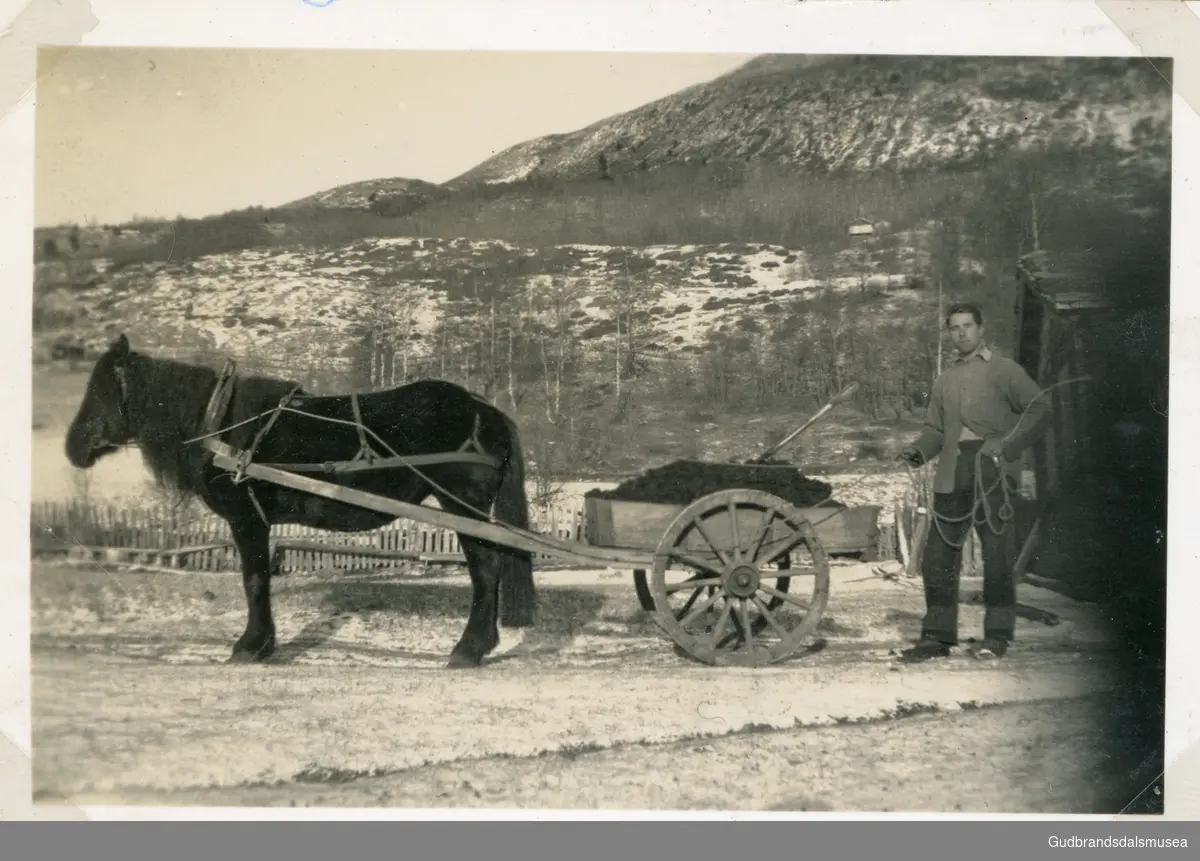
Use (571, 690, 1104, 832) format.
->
(206, 443, 656, 569)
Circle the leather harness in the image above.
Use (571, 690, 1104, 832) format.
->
(191, 360, 503, 523)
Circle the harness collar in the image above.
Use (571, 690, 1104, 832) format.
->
(200, 359, 240, 441)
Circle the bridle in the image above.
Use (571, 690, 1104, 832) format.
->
(89, 358, 133, 453)
(112, 360, 129, 420)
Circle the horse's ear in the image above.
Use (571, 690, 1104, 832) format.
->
(111, 333, 130, 363)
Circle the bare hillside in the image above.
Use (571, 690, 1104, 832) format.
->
(451, 55, 1170, 186)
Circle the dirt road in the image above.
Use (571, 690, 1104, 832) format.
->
(29, 560, 1143, 812)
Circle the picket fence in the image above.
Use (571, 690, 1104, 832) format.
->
(30, 497, 590, 575)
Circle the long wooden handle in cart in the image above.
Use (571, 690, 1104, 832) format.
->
(749, 382, 860, 464)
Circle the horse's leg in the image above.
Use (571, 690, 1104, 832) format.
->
(228, 514, 276, 663)
(446, 534, 503, 669)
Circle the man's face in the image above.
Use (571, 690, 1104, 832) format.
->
(947, 312, 983, 355)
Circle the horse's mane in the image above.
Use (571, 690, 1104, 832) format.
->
(124, 352, 302, 499)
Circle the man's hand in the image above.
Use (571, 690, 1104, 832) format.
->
(980, 437, 1005, 460)
(898, 445, 924, 467)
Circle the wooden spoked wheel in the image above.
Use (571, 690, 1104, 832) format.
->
(649, 489, 831, 667)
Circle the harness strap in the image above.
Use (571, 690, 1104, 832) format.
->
(350, 391, 379, 463)
(233, 383, 303, 483)
(247, 485, 269, 526)
(457, 413, 485, 454)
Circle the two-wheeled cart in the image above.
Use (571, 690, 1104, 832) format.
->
(200, 385, 869, 668)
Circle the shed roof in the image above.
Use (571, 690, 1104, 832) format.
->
(1016, 250, 1114, 312)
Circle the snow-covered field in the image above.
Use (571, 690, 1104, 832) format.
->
(34, 234, 935, 370)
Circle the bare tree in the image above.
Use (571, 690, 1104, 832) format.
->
(356, 281, 425, 389)
(525, 275, 578, 425)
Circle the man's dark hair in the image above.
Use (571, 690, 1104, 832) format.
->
(945, 303, 983, 326)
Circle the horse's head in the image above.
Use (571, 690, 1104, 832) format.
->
(64, 333, 136, 469)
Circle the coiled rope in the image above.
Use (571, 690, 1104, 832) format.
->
(906, 376, 1093, 551)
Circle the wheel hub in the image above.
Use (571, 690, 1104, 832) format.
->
(725, 563, 760, 599)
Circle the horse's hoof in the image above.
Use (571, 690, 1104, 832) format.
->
(446, 652, 482, 669)
(227, 643, 274, 664)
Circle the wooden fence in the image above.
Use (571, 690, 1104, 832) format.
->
(30, 497, 589, 575)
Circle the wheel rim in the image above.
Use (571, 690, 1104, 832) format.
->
(649, 489, 831, 667)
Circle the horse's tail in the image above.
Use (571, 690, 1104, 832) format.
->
(493, 409, 538, 628)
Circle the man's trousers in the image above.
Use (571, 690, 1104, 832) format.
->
(919, 440, 1017, 645)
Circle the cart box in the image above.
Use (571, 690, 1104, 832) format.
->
(583, 496, 880, 557)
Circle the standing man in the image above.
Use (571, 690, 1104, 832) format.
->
(898, 302, 1051, 662)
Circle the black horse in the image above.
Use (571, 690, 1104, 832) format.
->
(64, 334, 538, 668)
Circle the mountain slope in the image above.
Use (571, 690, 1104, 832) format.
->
(279, 177, 447, 215)
(449, 55, 1170, 187)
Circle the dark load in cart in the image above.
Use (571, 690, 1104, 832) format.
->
(65, 335, 874, 669)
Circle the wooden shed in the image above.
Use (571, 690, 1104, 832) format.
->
(1012, 250, 1115, 502)
(1008, 249, 1168, 598)
(847, 217, 876, 237)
